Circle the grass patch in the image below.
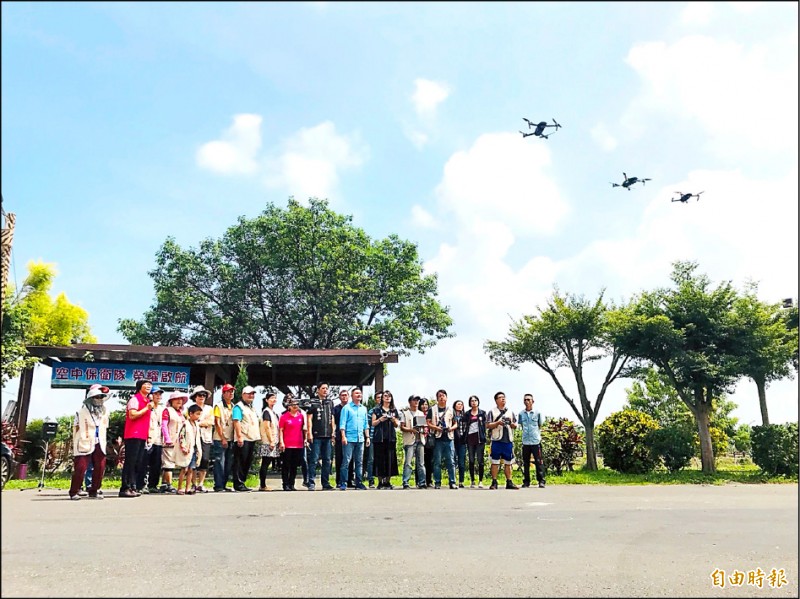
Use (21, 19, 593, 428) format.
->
(3, 456, 795, 492)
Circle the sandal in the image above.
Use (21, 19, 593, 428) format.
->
(186, 489, 196, 495)
(176, 489, 185, 495)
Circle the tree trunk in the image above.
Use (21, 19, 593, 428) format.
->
(695, 403, 716, 475)
(755, 376, 770, 426)
(583, 421, 598, 470)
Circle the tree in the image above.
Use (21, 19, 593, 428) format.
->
(731, 287, 796, 425)
(485, 290, 634, 470)
(118, 198, 453, 355)
(611, 261, 742, 474)
(2, 261, 96, 384)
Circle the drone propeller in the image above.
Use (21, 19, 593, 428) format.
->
(522, 118, 534, 129)
(552, 118, 561, 129)
(695, 191, 704, 200)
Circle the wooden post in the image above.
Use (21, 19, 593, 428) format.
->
(374, 364, 384, 394)
(15, 366, 34, 443)
(204, 367, 216, 402)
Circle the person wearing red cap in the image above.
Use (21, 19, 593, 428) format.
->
(69, 384, 110, 500)
(212, 383, 236, 491)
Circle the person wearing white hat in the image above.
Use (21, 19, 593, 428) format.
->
(69, 384, 110, 500)
(160, 391, 189, 493)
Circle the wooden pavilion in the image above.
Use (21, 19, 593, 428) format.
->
(13, 343, 398, 441)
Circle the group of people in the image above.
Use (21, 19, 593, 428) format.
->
(68, 380, 546, 500)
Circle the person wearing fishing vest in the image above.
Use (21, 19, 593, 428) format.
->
(232, 386, 260, 492)
(486, 391, 519, 490)
(426, 389, 457, 490)
(69, 384, 111, 500)
(161, 391, 189, 493)
(212, 383, 236, 492)
(518, 393, 546, 488)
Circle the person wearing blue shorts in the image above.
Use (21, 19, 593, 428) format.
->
(486, 391, 519, 490)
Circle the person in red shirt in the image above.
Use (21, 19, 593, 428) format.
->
(278, 397, 307, 491)
(119, 380, 154, 497)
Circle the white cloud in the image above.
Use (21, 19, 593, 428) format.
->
(729, 2, 761, 14)
(680, 2, 714, 25)
(590, 122, 618, 152)
(196, 114, 262, 175)
(410, 204, 437, 229)
(435, 132, 569, 235)
(264, 121, 369, 201)
(623, 34, 798, 161)
(406, 130, 429, 149)
(411, 78, 451, 118)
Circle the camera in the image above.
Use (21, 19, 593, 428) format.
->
(502, 417, 512, 425)
(298, 398, 320, 411)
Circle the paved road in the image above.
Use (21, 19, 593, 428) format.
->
(1, 483, 797, 597)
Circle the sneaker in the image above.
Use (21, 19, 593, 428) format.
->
(307, 485, 316, 491)
(538, 481, 546, 488)
(322, 486, 335, 491)
(96, 490, 104, 496)
(489, 481, 498, 490)
(449, 483, 458, 490)
(69, 494, 81, 501)
(521, 483, 530, 488)
(506, 481, 520, 490)
(470, 483, 475, 489)
(355, 483, 367, 490)
(478, 482, 485, 489)
(140, 487, 150, 494)
(233, 486, 251, 492)
(402, 484, 411, 489)
(147, 487, 159, 494)
(214, 488, 226, 493)
(87, 492, 103, 500)
(223, 487, 234, 492)
(338, 483, 347, 491)
(77, 489, 88, 497)
(302, 481, 310, 488)
(417, 484, 427, 489)
(368, 480, 375, 488)
(434, 484, 441, 489)
(458, 483, 465, 488)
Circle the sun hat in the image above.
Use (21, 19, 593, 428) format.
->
(86, 385, 110, 399)
(190, 385, 210, 399)
(168, 390, 189, 404)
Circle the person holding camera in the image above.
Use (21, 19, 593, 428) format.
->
(399, 395, 427, 489)
(371, 390, 399, 489)
(426, 389, 458, 489)
(364, 391, 381, 487)
(69, 384, 110, 500)
(486, 391, 519, 490)
(305, 382, 335, 491)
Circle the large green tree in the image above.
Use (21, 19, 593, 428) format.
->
(611, 261, 742, 474)
(2, 261, 96, 384)
(118, 198, 453, 354)
(484, 290, 635, 471)
(731, 287, 796, 425)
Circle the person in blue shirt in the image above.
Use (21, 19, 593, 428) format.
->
(338, 387, 370, 490)
(518, 393, 545, 488)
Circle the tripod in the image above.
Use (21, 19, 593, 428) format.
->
(20, 438, 60, 492)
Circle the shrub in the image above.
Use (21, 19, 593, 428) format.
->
(647, 425, 695, 472)
(540, 417, 583, 475)
(596, 409, 660, 474)
(732, 424, 752, 455)
(751, 423, 799, 476)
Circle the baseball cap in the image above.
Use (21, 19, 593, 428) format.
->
(221, 383, 235, 392)
(242, 385, 256, 394)
(150, 385, 163, 394)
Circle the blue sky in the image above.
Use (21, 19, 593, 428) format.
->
(2, 2, 797, 428)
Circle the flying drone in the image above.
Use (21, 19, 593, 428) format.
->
(611, 172, 651, 190)
(672, 191, 704, 204)
(520, 118, 561, 139)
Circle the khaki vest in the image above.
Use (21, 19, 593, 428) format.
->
(213, 402, 234, 441)
(148, 405, 166, 445)
(429, 404, 454, 440)
(237, 402, 261, 442)
(73, 405, 109, 456)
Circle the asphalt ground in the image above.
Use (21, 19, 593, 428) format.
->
(1, 483, 797, 598)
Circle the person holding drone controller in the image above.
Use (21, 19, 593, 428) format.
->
(69, 384, 111, 500)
